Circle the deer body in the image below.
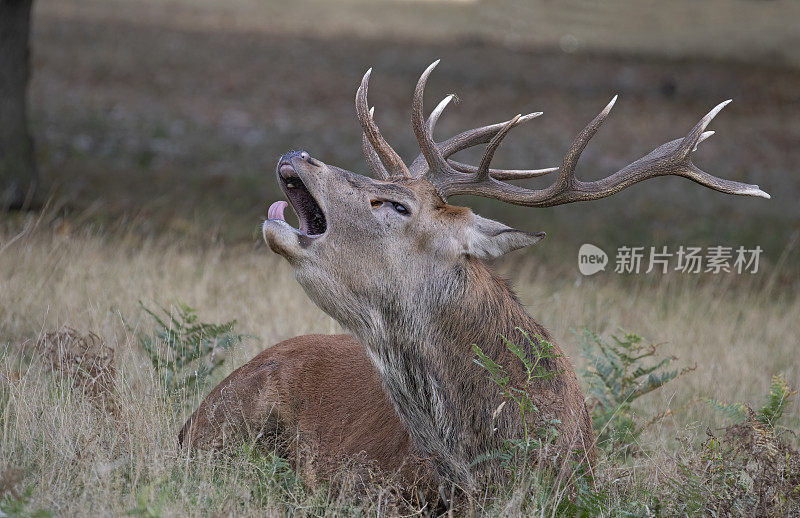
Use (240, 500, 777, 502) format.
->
(181, 61, 768, 493)
(180, 291, 591, 490)
(179, 334, 425, 482)
(181, 266, 593, 489)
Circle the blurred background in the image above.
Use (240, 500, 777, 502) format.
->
(1, 0, 796, 267)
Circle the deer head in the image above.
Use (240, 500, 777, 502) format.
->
(263, 60, 768, 328)
(262, 61, 769, 487)
(263, 150, 545, 331)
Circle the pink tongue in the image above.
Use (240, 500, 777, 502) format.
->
(267, 200, 288, 221)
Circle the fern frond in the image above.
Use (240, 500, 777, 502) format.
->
(139, 300, 245, 395)
(705, 397, 749, 423)
(757, 373, 796, 429)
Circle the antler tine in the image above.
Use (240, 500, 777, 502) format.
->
(435, 97, 770, 205)
(356, 68, 410, 178)
(411, 60, 459, 181)
(362, 107, 390, 179)
(554, 95, 617, 193)
(448, 163, 558, 180)
(475, 114, 521, 181)
(427, 94, 455, 136)
(679, 99, 729, 156)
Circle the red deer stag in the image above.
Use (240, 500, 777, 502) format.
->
(180, 61, 769, 493)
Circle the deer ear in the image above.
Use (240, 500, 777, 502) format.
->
(464, 215, 546, 259)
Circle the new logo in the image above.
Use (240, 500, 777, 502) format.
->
(578, 244, 608, 275)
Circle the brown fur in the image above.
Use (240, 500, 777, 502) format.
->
(187, 151, 597, 496)
(456, 261, 596, 472)
(179, 334, 432, 486)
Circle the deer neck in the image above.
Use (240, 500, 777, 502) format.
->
(349, 258, 558, 486)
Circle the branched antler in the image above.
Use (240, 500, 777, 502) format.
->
(432, 95, 769, 205)
(357, 61, 770, 206)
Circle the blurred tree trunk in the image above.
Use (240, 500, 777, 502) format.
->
(0, 0, 39, 211)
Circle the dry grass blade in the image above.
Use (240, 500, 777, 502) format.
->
(36, 327, 117, 413)
(0, 466, 22, 500)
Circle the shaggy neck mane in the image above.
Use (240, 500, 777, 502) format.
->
(352, 257, 568, 488)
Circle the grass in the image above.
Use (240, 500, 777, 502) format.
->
(0, 218, 797, 515)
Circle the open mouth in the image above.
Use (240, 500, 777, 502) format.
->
(267, 162, 327, 236)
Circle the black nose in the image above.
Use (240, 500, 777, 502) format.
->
(280, 150, 311, 165)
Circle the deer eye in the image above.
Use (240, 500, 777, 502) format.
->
(392, 202, 409, 215)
